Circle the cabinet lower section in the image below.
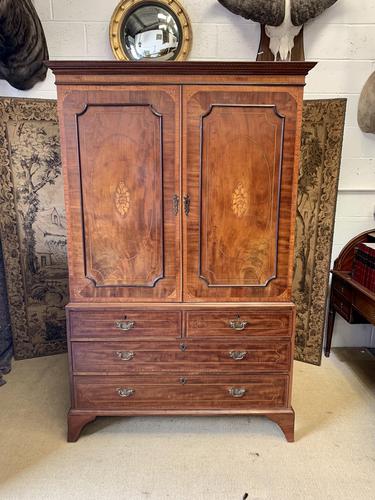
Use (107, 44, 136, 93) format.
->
(67, 303, 296, 442)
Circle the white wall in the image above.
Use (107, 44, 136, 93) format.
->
(1, 0, 375, 347)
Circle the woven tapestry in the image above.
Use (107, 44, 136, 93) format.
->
(293, 99, 347, 365)
(0, 239, 12, 385)
(0, 98, 67, 360)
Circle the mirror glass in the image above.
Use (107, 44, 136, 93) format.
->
(121, 4, 182, 61)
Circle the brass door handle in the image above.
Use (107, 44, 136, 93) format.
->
(229, 351, 247, 361)
(229, 387, 246, 398)
(115, 351, 135, 361)
(229, 317, 248, 331)
(115, 320, 135, 331)
(173, 194, 179, 216)
(183, 194, 190, 216)
(116, 388, 135, 398)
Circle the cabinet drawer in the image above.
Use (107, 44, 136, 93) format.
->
(71, 339, 291, 374)
(332, 295, 351, 321)
(186, 309, 293, 338)
(69, 310, 182, 339)
(332, 277, 353, 302)
(74, 374, 288, 410)
(353, 293, 375, 324)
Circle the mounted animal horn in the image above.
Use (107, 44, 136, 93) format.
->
(291, 0, 338, 26)
(217, 0, 285, 26)
(0, 0, 49, 90)
(217, 0, 339, 61)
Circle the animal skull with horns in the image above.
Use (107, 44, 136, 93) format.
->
(218, 0, 338, 61)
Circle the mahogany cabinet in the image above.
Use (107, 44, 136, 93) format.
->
(49, 61, 315, 442)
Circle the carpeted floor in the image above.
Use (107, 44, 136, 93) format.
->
(0, 349, 375, 500)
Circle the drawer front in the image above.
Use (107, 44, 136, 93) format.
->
(71, 339, 292, 374)
(186, 309, 293, 338)
(353, 293, 375, 324)
(74, 374, 288, 410)
(333, 277, 353, 302)
(332, 295, 351, 321)
(69, 310, 182, 339)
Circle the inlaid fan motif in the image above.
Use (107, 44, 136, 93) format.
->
(115, 181, 130, 217)
(232, 182, 248, 217)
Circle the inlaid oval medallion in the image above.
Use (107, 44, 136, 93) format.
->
(115, 181, 130, 217)
(232, 182, 248, 217)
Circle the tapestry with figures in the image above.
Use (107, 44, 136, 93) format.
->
(0, 98, 67, 359)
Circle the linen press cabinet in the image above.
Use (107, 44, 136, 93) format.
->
(49, 61, 315, 442)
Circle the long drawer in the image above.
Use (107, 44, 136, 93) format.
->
(74, 374, 288, 410)
(69, 310, 182, 339)
(186, 309, 293, 338)
(71, 339, 291, 374)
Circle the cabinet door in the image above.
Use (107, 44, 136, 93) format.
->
(183, 86, 301, 302)
(60, 87, 180, 302)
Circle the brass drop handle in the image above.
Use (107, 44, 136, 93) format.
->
(115, 351, 135, 361)
(116, 388, 135, 398)
(230, 351, 247, 361)
(115, 320, 135, 331)
(229, 316, 248, 331)
(229, 387, 246, 398)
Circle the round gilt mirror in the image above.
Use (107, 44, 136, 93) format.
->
(109, 0, 192, 61)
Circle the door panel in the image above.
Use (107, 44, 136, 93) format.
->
(61, 87, 180, 301)
(183, 86, 300, 301)
(200, 104, 283, 287)
(79, 104, 163, 287)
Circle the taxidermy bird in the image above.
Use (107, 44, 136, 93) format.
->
(0, 0, 48, 90)
(218, 0, 339, 61)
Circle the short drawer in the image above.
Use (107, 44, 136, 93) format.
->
(69, 310, 181, 339)
(333, 277, 353, 302)
(186, 309, 293, 338)
(353, 293, 375, 324)
(332, 295, 351, 321)
(71, 339, 292, 374)
(74, 374, 288, 410)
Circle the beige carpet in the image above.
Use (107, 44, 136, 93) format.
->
(0, 350, 375, 500)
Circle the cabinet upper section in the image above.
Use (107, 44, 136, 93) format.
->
(47, 61, 316, 86)
(50, 62, 316, 303)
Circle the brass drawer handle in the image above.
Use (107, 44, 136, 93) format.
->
(230, 351, 247, 361)
(115, 320, 135, 331)
(229, 317, 248, 331)
(116, 387, 135, 398)
(229, 387, 246, 398)
(115, 351, 135, 361)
